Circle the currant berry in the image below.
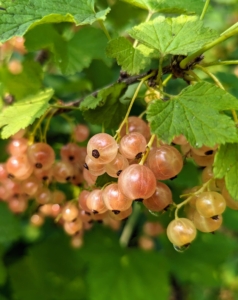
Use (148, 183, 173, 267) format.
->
(86, 189, 107, 214)
(105, 153, 129, 178)
(147, 145, 183, 180)
(118, 164, 156, 200)
(6, 154, 33, 180)
(109, 206, 132, 220)
(167, 218, 197, 247)
(119, 132, 147, 159)
(60, 143, 84, 163)
(53, 161, 74, 183)
(195, 191, 226, 218)
(172, 135, 188, 145)
(143, 182, 173, 212)
(84, 155, 105, 176)
(62, 203, 79, 222)
(73, 124, 90, 142)
(222, 186, 238, 210)
(120, 117, 150, 140)
(189, 209, 223, 232)
(8, 138, 28, 155)
(102, 183, 132, 212)
(27, 143, 55, 170)
(87, 133, 118, 164)
(78, 190, 91, 212)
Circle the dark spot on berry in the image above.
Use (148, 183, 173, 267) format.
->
(42, 176, 48, 181)
(211, 215, 219, 220)
(183, 243, 191, 249)
(83, 163, 89, 170)
(116, 170, 122, 176)
(88, 220, 93, 224)
(92, 149, 100, 158)
(170, 175, 177, 180)
(69, 155, 74, 161)
(92, 210, 98, 214)
(66, 176, 71, 181)
(205, 150, 214, 155)
(112, 210, 121, 215)
(8, 173, 14, 179)
(13, 193, 19, 198)
(135, 152, 143, 159)
(72, 176, 76, 180)
(134, 198, 143, 202)
(35, 163, 42, 169)
(211, 231, 215, 234)
(85, 211, 91, 216)
(164, 204, 172, 211)
(97, 220, 103, 224)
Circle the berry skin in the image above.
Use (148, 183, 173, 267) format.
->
(167, 218, 197, 247)
(87, 133, 118, 164)
(147, 145, 183, 180)
(27, 143, 55, 170)
(118, 164, 156, 200)
(195, 191, 226, 218)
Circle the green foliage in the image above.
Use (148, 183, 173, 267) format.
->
(0, 0, 110, 42)
(106, 37, 153, 75)
(122, 0, 204, 14)
(0, 202, 21, 244)
(0, 60, 43, 100)
(129, 16, 218, 56)
(214, 143, 238, 200)
(147, 82, 238, 147)
(24, 24, 68, 71)
(81, 83, 128, 129)
(64, 26, 110, 75)
(0, 1, 238, 299)
(0, 89, 53, 138)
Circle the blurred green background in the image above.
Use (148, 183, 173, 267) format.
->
(0, 0, 238, 299)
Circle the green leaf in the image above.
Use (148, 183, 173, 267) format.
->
(81, 227, 170, 300)
(147, 82, 238, 147)
(95, 173, 117, 187)
(82, 83, 128, 129)
(122, 0, 204, 14)
(106, 37, 153, 75)
(87, 250, 170, 300)
(8, 234, 87, 300)
(129, 15, 218, 56)
(64, 26, 110, 75)
(0, 60, 43, 100)
(0, 202, 21, 244)
(0, 0, 110, 43)
(24, 24, 68, 71)
(0, 89, 53, 139)
(213, 143, 238, 200)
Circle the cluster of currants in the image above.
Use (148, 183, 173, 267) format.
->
(0, 113, 237, 250)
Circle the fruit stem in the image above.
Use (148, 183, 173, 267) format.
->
(162, 74, 172, 86)
(186, 70, 201, 82)
(98, 20, 111, 40)
(119, 203, 141, 248)
(175, 179, 212, 219)
(157, 56, 164, 89)
(139, 134, 156, 165)
(200, 0, 210, 21)
(201, 60, 238, 67)
(115, 71, 156, 141)
(29, 108, 51, 144)
(180, 26, 238, 69)
(195, 64, 238, 123)
(133, 11, 153, 47)
(43, 108, 56, 143)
